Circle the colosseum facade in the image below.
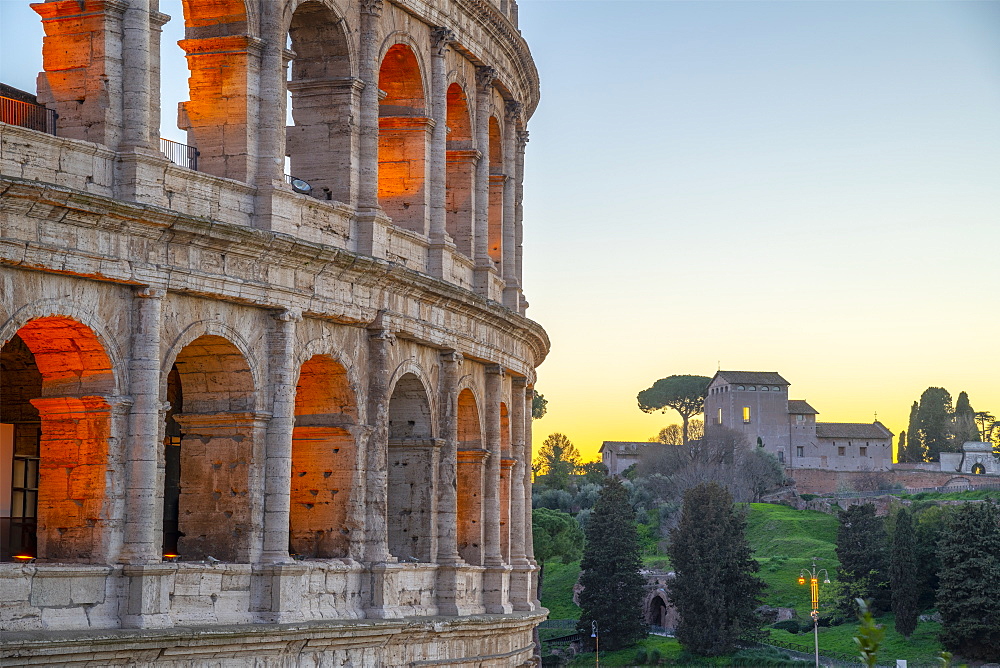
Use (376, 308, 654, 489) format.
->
(0, 0, 547, 665)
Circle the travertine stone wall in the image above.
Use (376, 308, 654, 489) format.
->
(1, 0, 546, 661)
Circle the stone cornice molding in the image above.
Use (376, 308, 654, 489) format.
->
(0, 176, 550, 372)
(286, 77, 365, 94)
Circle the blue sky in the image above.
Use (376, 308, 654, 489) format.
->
(2, 1, 998, 459)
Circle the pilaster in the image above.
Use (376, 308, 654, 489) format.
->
(473, 67, 498, 296)
(428, 27, 456, 279)
(482, 364, 512, 613)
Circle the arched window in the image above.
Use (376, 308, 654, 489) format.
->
(387, 373, 434, 561)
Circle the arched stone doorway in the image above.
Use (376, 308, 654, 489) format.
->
(0, 317, 115, 562)
(289, 354, 357, 558)
(387, 372, 434, 562)
(645, 589, 671, 628)
(456, 388, 484, 565)
(165, 334, 259, 562)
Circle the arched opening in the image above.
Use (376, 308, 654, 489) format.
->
(286, 1, 354, 204)
(446, 83, 475, 258)
(972, 463, 985, 475)
(0, 317, 115, 562)
(646, 592, 669, 628)
(289, 355, 357, 558)
(378, 44, 429, 234)
(177, 0, 255, 181)
(456, 388, 484, 565)
(499, 402, 512, 562)
(387, 372, 434, 561)
(487, 116, 504, 265)
(166, 335, 257, 562)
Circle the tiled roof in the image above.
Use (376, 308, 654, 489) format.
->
(599, 441, 658, 454)
(787, 399, 819, 414)
(816, 422, 893, 439)
(714, 371, 789, 386)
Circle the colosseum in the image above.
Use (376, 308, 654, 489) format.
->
(0, 0, 546, 665)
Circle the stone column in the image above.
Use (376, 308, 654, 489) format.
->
(363, 323, 394, 565)
(525, 384, 540, 607)
(260, 309, 301, 564)
(483, 364, 512, 613)
(502, 102, 522, 310)
(436, 350, 463, 564)
(428, 27, 456, 279)
(121, 0, 153, 150)
(473, 67, 497, 296)
(121, 287, 165, 565)
(33, 0, 128, 147)
(509, 376, 534, 610)
(356, 0, 390, 258)
(514, 130, 529, 313)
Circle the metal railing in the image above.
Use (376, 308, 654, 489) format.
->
(0, 96, 57, 134)
(160, 137, 199, 170)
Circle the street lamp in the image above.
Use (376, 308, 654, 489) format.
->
(591, 620, 600, 667)
(798, 557, 831, 668)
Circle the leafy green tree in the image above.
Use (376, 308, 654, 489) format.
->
(916, 387, 954, 461)
(836, 504, 889, 614)
(652, 420, 704, 445)
(579, 460, 608, 485)
(903, 401, 922, 462)
(936, 500, 1000, 660)
(533, 433, 580, 491)
(953, 391, 979, 445)
(532, 507, 584, 592)
(913, 504, 947, 610)
(889, 508, 919, 638)
(667, 482, 766, 656)
(638, 375, 711, 445)
(577, 478, 645, 651)
(854, 599, 885, 668)
(532, 390, 548, 419)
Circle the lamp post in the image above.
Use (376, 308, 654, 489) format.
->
(591, 620, 600, 667)
(797, 557, 831, 668)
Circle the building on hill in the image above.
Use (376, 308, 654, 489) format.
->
(704, 370, 893, 471)
(600, 441, 661, 476)
(0, 0, 545, 664)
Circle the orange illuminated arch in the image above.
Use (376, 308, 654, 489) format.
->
(290, 354, 357, 558)
(378, 44, 429, 234)
(487, 116, 504, 264)
(446, 83, 475, 257)
(0, 316, 115, 562)
(456, 388, 484, 565)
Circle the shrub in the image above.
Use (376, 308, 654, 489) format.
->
(633, 647, 648, 664)
(772, 619, 800, 634)
(648, 648, 661, 664)
(800, 494, 817, 501)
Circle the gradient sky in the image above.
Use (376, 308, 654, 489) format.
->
(2, 1, 998, 462)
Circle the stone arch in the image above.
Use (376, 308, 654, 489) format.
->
(0, 300, 127, 395)
(178, 0, 259, 181)
(945, 476, 971, 489)
(285, 0, 356, 204)
(289, 354, 358, 558)
(487, 115, 504, 264)
(0, 317, 116, 562)
(446, 82, 475, 258)
(387, 372, 435, 561)
(645, 589, 672, 628)
(456, 387, 484, 565)
(165, 334, 261, 562)
(972, 463, 986, 475)
(378, 41, 430, 235)
(295, 337, 366, 424)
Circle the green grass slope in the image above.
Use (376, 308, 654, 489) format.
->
(539, 559, 582, 620)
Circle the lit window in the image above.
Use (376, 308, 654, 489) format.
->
(743, 407, 751, 423)
(796, 446, 804, 457)
(717, 407, 723, 425)
(860, 447, 868, 457)
(838, 446, 845, 456)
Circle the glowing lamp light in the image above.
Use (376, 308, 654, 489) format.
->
(797, 576, 806, 586)
(163, 554, 179, 562)
(14, 555, 36, 563)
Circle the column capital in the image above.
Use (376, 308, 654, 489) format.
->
(511, 376, 528, 389)
(360, 0, 384, 15)
(476, 66, 498, 90)
(136, 287, 165, 300)
(516, 130, 530, 148)
(273, 308, 303, 323)
(485, 364, 505, 377)
(505, 100, 523, 124)
(431, 26, 456, 55)
(440, 349, 464, 365)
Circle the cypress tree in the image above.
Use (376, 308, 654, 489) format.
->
(889, 508, 919, 638)
(836, 504, 889, 614)
(897, 430, 906, 463)
(667, 482, 766, 656)
(904, 401, 921, 462)
(576, 477, 645, 651)
(917, 387, 954, 461)
(953, 391, 979, 445)
(937, 501, 1000, 659)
